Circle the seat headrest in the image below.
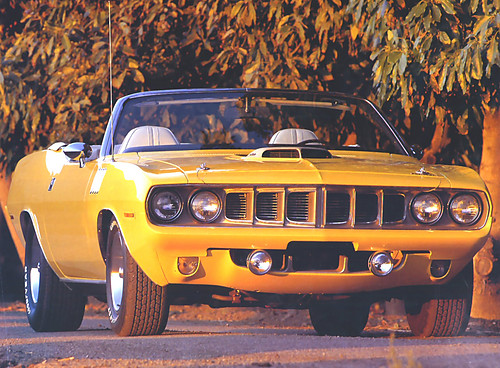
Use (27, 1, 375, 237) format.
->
(118, 126, 179, 153)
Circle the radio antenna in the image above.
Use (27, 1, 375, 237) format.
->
(108, 0, 115, 161)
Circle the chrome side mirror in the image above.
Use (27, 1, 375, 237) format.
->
(63, 142, 92, 168)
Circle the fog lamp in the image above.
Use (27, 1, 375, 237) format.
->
(247, 250, 272, 275)
(368, 252, 394, 276)
(430, 260, 451, 278)
(177, 257, 200, 276)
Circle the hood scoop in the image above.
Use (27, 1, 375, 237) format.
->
(246, 147, 332, 159)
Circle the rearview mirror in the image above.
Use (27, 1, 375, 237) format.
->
(409, 144, 424, 160)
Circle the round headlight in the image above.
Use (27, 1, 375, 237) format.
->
(149, 190, 183, 223)
(449, 193, 481, 225)
(190, 191, 221, 222)
(411, 193, 443, 224)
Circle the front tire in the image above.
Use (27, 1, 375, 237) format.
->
(24, 223, 86, 332)
(106, 220, 169, 336)
(309, 299, 370, 336)
(405, 263, 473, 337)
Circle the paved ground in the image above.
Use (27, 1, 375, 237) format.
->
(1, 300, 500, 367)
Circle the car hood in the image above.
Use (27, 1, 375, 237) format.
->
(123, 150, 480, 190)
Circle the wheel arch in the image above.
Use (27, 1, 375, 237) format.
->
(20, 210, 44, 257)
(19, 210, 58, 277)
(97, 209, 118, 262)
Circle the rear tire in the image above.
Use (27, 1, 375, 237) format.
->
(405, 263, 473, 337)
(106, 220, 169, 336)
(309, 299, 370, 336)
(24, 222, 86, 332)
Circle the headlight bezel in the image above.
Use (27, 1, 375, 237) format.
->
(411, 192, 443, 225)
(189, 190, 222, 223)
(449, 192, 482, 225)
(147, 189, 184, 224)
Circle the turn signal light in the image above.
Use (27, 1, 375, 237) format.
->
(177, 257, 200, 276)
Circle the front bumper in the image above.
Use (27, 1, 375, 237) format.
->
(121, 217, 491, 294)
(167, 250, 463, 295)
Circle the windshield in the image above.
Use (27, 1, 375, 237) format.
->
(111, 90, 407, 155)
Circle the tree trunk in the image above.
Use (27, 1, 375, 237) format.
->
(472, 109, 500, 319)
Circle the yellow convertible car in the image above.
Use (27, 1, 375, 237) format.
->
(7, 89, 491, 337)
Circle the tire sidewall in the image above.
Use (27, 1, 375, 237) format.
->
(105, 219, 170, 336)
(405, 263, 473, 337)
(23, 222, 86, 332)
(309, 300, 370, 336)
(24, 228, 43, 329)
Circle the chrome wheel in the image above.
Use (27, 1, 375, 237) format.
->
(109, 232, 125, 314)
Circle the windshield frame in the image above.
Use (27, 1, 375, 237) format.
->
(100, 89, 410, 158)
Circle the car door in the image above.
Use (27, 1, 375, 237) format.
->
(40, 150, 104, 280)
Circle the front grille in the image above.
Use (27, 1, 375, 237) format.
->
(226, 193, 247, 220)
(256, 192, 279, 221)
(383, 194, 405, 223)
(287, 192, 310, 222)
(326, 192, 350, 223)
(355, 193, 378, 223)
(224, 187, 409, 228)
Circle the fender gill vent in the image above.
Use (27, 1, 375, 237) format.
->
(256, 192, 279, 221)
(226, 193, 247, 220)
